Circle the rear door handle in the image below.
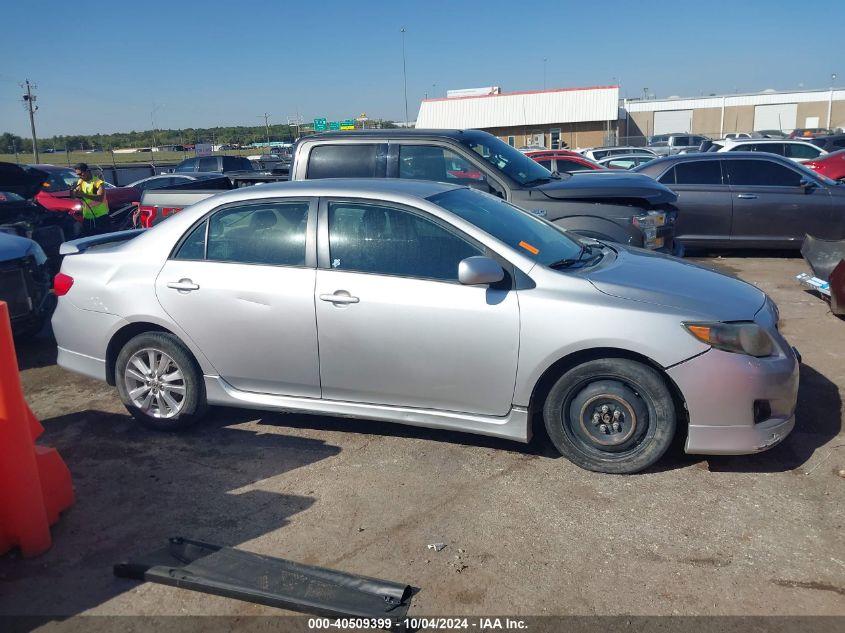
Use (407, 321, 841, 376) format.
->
(167, 279, 200, 292)
(319, 293, 359, 304)
(736, 194, 758, 199)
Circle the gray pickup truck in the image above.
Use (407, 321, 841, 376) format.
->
(137, 130, 681, 254)
(290, 129, 681, 254)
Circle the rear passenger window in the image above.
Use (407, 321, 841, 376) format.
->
(674, 160, 723, 185)
(174, 220, 207, 260)
(205, 202, 309, 266)
(307, 144, 383, 179)
(536, 159, 553, 170)
(726, 160, 803, 187)
(327, 201, 482, 281)
(658, 166, 676, 185)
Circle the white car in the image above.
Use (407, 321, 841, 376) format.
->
(581, 146, 657, 161)
(716, 139, 827, 162)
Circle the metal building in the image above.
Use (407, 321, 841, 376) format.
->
(623, 89, 845, 142)
(416, 86, 620, 149)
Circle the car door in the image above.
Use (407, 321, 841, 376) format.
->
(657, 159, 732, 247)
(155, 198, 321, 396)
(314, 198, 520, 416)
(725, 158, 833, 247)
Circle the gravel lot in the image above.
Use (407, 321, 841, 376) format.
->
(1, 254, 843, 620)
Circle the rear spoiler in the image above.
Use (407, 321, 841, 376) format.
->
(59, 229, 146, 255)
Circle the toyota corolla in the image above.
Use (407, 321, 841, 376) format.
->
(52, 179, 799, 473)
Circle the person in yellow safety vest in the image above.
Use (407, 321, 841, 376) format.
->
(69, 162, 112, 236)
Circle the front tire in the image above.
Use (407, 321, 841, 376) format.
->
(115, 332, 208, 431)
(543, 358, 676, 474)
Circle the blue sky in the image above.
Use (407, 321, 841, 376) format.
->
(1, 0, 843, 137)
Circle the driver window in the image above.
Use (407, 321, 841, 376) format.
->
(399, 145, 486, 184)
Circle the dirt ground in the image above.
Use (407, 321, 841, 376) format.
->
(1, 254, 843, 621)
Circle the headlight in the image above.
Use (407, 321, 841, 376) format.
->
(682, 321, 774, 357)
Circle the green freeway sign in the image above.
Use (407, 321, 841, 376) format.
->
(329, 121, 340, 130)
(313, 118, 327, 131)
(340, 119, 355, 130)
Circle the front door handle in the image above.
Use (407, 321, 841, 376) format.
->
(736, 194, 758, 199)
(167, 279, 200, 292)
(319, 293, 360, 304)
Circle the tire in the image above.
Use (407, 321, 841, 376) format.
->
(115, 332, 208, 431)
(542, 358, 676, 474)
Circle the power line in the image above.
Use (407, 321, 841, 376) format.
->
(20, 79, 39, 163)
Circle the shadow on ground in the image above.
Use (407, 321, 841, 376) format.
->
(0, 407, 340, 619)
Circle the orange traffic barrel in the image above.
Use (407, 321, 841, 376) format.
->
(0, 301, 74, 557)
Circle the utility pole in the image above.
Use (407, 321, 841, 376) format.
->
(400, 28, 409, 126)
(259, 113, 271, 151)
(21, 79, 39, 163)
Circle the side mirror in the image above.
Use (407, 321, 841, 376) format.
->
(799, 178, 817, 193)
(458, 256, 504, 286)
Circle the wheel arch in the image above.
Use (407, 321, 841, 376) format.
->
(527, 347, 687, 431)
(106, 322, 185, 386)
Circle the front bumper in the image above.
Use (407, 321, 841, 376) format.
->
(667, 345, 799, 456)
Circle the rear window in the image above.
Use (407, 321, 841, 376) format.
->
(222, 156, 254, 171)
(307, 144, 383, 179)
(674, 160, 723, 185)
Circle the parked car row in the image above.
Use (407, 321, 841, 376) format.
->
(633, 152, 845, 249)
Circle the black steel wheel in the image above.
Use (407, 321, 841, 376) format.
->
(543, 358, 676, 474)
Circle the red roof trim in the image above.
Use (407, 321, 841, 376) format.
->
(422, 85, 619, 103)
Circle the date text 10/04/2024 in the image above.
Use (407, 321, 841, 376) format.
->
(307, 618, 528, 630)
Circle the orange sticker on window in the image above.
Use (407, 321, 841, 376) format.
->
(518, 240, 540, 255)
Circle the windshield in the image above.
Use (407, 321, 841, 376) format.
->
(428, 187, 583, 266)
(458, 131, 554, 186)
(40, 169, 78, 192)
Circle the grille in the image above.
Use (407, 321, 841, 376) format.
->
(0, 265, 32, 319)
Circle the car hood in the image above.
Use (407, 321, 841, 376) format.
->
(0, 231, 38, 261)
(0, 162, 48, 200)
(535, 170, 677, 204)
(584, 246, 766, 320)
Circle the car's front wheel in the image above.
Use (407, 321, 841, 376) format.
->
(543, 358, 676, 474)
(115, 332, 208, 431)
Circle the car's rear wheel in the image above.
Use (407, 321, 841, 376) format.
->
(543, 358, 676, 474)
(115, 332, 207, 431)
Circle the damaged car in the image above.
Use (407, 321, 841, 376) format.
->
(53, 180, 798, 474)
(0, 231, 52, 337)
(0, 162, 80, 275)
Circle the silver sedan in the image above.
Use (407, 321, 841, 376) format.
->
(52, 179, 799, 473)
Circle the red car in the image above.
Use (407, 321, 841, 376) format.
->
(524, 150, 604, 173)
(803, 149, 845, 181)
(31, 164, 141, 223)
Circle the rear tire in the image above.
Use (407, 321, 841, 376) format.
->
(115, 332, 208, 431)
(543, 358, 676, 474)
